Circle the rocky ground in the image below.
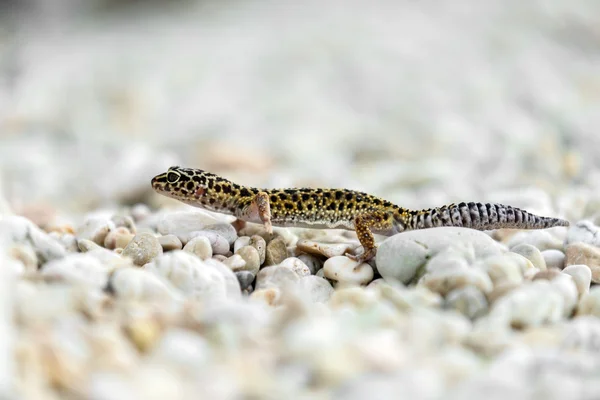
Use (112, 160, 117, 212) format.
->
(1, 0, 600, 399)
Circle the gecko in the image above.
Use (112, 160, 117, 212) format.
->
(151, 166, 570, 262)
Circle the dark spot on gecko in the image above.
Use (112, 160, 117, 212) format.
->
(208, 180, 214, 189)
(307, 204, 313, 211)
(323, 192, 331, 199)
(292, 193, 299, 202)
(186, 181, 194, 191)
(222, 185, 232, 194)
(338, 203, 344, 211)
(240, 188, 251, 197)
(297, 203, 304, 211)
(284, 189, 295, 194)
(278, 193, 288, 201)
(372, 198, 382, 206)
(383, 201, 392, 207)
(335, 191, 343, 200)
(327, 203, 336, 211)
(284, 203, 293, 210)
(192, 175, 202, 183)
(301, 194, 310, 201)
(345, 193, 353, 201)
(214, 184, 222, 193)
(270, 195, 278, 203)
(209, 198, 216, 205)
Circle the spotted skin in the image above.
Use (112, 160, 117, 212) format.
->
(151, 166, 570, 262)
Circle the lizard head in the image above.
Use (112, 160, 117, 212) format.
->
(151, 166, 214, 205)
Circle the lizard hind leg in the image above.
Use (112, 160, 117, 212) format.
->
(345, 210, 395, 263)
(237, 191, 273, 234)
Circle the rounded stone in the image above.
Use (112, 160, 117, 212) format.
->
(158, 234, 183, 252)
(445, 286, 488, 320)
(185, 231, 230, 255)
(297, 253, 323, 275)
(111, 215, 137, 234)
(323, 256, 374, 287)
(562, 264, 591, 297)
(565, 242, 600, 283)
(234, 245, 261, 276)
(577, 286, 600, 317)
(235, 271, 255, 290)
(294, 275, 334, 303)
(510, 244, 546, 271)
(264, 236, 288, 266)
(566, 220, 600, 247)
(41, 253, 110, 288)
(506, 230, 563, 251)
(183, 236, 213, 260)
(201, 223, 238, 245)
(249, 235, 267, 265)
(103, 227, 134, 250)
(542, 249, 566, 270)
(76, 217, 115, 246)
(122, 232, 163, 266)
(223, 254, 247, 271)
(279, 257, 311, 277)
(255, 265, 300, 290)
(233, 236, 251, 253)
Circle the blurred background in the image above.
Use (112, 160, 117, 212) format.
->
(0, 0, 598, 222)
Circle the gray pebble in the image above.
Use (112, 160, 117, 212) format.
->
(297, 253, 323, 275)
(235, 246, 261, 276)
(158, 234, 183, 251)
(511, 243, 547, 271)
(264, 236, 288, 266)
(235, 271, 255, 290)
(445, 286, 489, 320)
(233, 236, 251, 253)
(183, 236, 213, 260)
(542, 249, 566, 270)
(249, 235, 266, 265)
(76, 217, 115, 245)
(122, 232, 163, 266)
(202, 223, 238, 245)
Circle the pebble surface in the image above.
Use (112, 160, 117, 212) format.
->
(2, 2, 599, 398)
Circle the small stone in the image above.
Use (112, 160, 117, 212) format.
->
(76, 217, 115, 245)
(419, 265, 493, 296)
(506, 230, 563, 251)
(50, 232, 79, 253)
(445, 286, 488, 320)
(182, 236, 213, 260)
(233, 236, 251, 253)
(111, 215, 137, 234)
(78, 238, 103, 252)
(296, 239, 358, 259)
(250, 288, 280, 306)
(144, 251, 241, 301)
(510, 244, 546, 271)
(201, 223, 238, 245)
(223, 254, 246, 271)
(323, 256, 374, 287)
(131, 203, 152, 221)
(124, 317, 162, 353)
(566, 220, 600, 247)
(0, 215, 67, 262)
(478, 253, 533, 287)
(157, 234, 183, 251)
(264, 236, 288, 266)
(294, 275, 334, 303)
(279, 257, 311, 277)
(108, 267, 183, 303)
(249, 235, 266, 265)
(542, 249, 566, 270)
(532, 268, 562, 281)
(562, 264, 591, 297)
(577, 286, 600, 317)
(103, 227, 135, 250)
(9, 244, 38, 273)
(297, 253, 323, 275)
(235, 271, 255, 290)
(565, 242, 600, 283)
(122, 232, 163, 266)
(185, 231, 229, 255)
(41, 253, 110, 288)
(234, 245, 261, 276)
(255, 265, 300, 290)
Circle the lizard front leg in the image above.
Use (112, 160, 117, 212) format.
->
(345, 210, 394, 263)
(237, 191, 273, 234)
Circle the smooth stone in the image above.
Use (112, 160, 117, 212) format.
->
(103, 227, 134, 250)
(488, 280, 564, 328)
(577, 286, 600, 317)
(294, 276, 334, 303)
(0, 215, 66, 262)
(235, 271, 255, 290)
(377, 227, 506, 284)
(562, 264, 591, 297)
(477, 253, 533, 286)
(131, 203, 152, 221)
(419, 266, 493, 296)
(297, 253, 323, 275)
(279, 257, 311, 277)
(41, 253, 110, 288)
(548, 272, 579, 316)
(78, 238, 103, 252)
(145, 251, 241, 301)
(201, 223, 238, 245)
(295, 239, 358, 259)
(8, 244, 38, 273)
(565, 242, 600, 283)
(506, 230, 563, 251)
(182, 236, 213, 260)
(234, 246, 260, 276)
(510, 244, 546, 271)
(264, 236, 288, 266)
(50, 232, 79, 253)
(250, 288, 281, 306)
(76, 217, 115, 245)
(233, 236, 251, 253)
(184, 231, 229, 255)
(566, 220, 600, 247)
(323, 256, 374, 287)
(155, 210, 221, 236)
(108, 267, 183, 303)
(249, 235, 266, 265)
(111, 215, 137, 234)
(542, 249, 566, 270)
(122, 233, 163, 267)
(445, 286, 488, 319)
(223, 254, 246, 271)
(255, 265, 300, 291)
(157, 234, 183, 251)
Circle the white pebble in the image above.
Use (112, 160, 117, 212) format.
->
(542, 249, 566, 270)
(279, 257, 311, 277)
(562, 264, 591, 297)
(76, 217, 115, 245)
(182, 236, 213, 260)
(185, 231, 230, 255)
(109, 267, 183, 303)
(294, 276, 334, 303)
(41, 253, 110, 289)
(566, 220, 600, 247)
(233, 236, 251, 253)
(323, 256, 374, 287)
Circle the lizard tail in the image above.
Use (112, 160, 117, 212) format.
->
(404, 202, 569, 231)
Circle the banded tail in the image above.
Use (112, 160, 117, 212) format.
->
(401, 202, 569, 231)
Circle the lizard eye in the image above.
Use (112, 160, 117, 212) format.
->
(167, 171, 180, 183)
